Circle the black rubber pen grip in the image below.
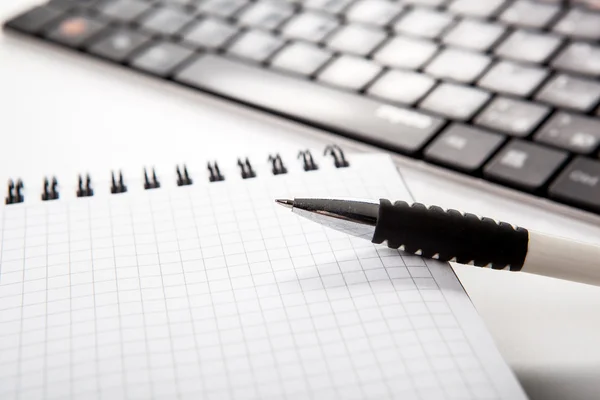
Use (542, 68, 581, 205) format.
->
(371, 200, 529, 271)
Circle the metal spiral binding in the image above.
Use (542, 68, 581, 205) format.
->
(42, 177, 59, 201)
(143, 168, 160, 190)
(111, 171, 127, 194)
(237, 158, 256, 179)
(4, 146, 350, 204)
(176, 165, 193, 186)
(268, 154, 288, 175)
(297, 150, 318, 171)
(324, 145, 349, 168)
(76, 175, 93, 198)
(207, 162, 225, 182)
(5, 179, 24, 205)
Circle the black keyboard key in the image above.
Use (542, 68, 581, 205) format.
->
(270, 42, 332, 76)
(394, 8, 453, 39)
(536, 74, 600, 113)
(499, 0, 560, 29)
(425, 124, 504, 172)
(494, 30, 562, 64)
(227, 30, 285, 63)
(5, 5, 64, 34)
(535, 112, 600, 155)
(87, 27, 151, 62)
(475, 97, 550, 137)
(367, 70, 435, 105)
(236, 1, 294, 30)
(478, 61, 548, 97)
(317, 55, 382, 91)
(447, 0, 507, 18)
(345, 0, 405, 26)
(442, 19, 505, 52)
(424, 48, 491, 83)
(98, 0, 152, 23)
(175, 54, 445, 153)
(420, 82, 490, 121)
(281, 11, 339, 43)
(325, 25, 387, 56)
(139, 6, 196, 36)
(373, 36, 438, 70)
(44, 14, 108, 47)
(182, 18, 238, 49)
(552, 43, 600, 77)
(549, 157, 600, 213)
(130, 41, 194, 76)
(484, 140, 568, 191)
(553, 9, 600, 40)
(198, 0, 249, 18)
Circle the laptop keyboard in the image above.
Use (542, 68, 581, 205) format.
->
(4, 0, 600, 215)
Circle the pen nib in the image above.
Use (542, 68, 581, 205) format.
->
(275, 199, 294, 209)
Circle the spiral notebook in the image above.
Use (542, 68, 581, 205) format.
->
(0, 147, 526, 400)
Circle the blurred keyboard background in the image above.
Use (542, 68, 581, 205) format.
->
(5, 0, 600, 215)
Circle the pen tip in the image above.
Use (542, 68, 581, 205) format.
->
(275, 199, 294, 209)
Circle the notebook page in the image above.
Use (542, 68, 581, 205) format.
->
(0, 154, 526, 400)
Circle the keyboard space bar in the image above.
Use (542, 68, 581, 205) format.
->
(174, 54, 445, 154)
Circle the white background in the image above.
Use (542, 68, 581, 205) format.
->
(1, 1, 600, 399)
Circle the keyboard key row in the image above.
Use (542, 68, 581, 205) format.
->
(42, 0, 600, 44)
(19, 8, 600, 119)
(176, 54, 447, 154)
(424, 123, 600, 211)
(29, 1, 600, 83)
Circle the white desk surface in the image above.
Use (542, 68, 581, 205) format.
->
(2, 2, 600, 399)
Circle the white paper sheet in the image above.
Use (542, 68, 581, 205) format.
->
(0, 153, 527, 399)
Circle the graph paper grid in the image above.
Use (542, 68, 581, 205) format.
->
(0, 154, 526, 400)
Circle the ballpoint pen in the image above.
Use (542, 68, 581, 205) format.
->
(276, 198, 600, 286)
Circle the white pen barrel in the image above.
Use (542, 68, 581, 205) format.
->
(522, 231, 600, 286)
